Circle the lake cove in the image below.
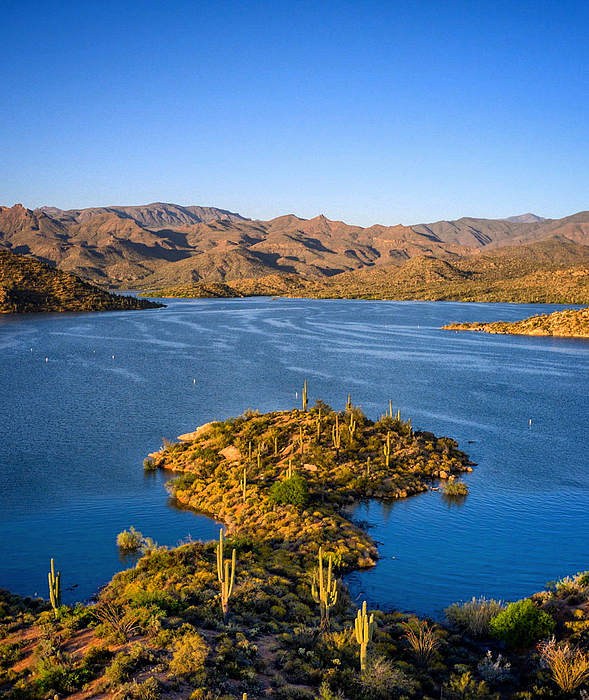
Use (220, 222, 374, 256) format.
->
(2, 397, 589, 698)
(1, 298, 589, 613)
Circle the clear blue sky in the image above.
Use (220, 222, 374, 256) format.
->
(2, 0, 588, 225)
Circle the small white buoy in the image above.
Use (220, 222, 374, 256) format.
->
(111, 355, 115, 359)
(45, 357, 48, 362)
(529, 418, 532, 426)
(193, 379, 196, 384)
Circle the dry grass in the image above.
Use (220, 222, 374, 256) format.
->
(445, 596, 506, 637)
(539, 637, 589, 693)
(402, 620, 441, 667)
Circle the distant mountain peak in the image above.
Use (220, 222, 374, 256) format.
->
(502, 213, 546, 223)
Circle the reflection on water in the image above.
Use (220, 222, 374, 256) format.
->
(1, 298, 588, 612)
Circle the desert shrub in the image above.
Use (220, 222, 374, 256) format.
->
(445, 597, 506, 637)
(448, 670, 490, 698)
(553, 571, 589, 602)
(402, 619, 442, 667)
(477, 650, 512, 682)
(0, 642, 22, 667)
(115, 676, 162, 700)
(539, 637, 589, 693)
(168, 629, 207, 678)
(83, 644, 114, 667)
(214, 632, 259, 680)
(168, 472, 199, 492)
(442, 480, 469, 497)
(189, 446, 222, 469)
(94, 600, 142, 642)
(129, 589, 181, 614)
(489, 598, 555, 648)
(117, 526, 144, 551)
(273, 686, 316, 700)
(357, 656, 417, 699)
(104, 644, 151, 686)
(269, 476, 309, 507)
(143, 457, 156, 471)
(35, 655, 92, 693)
(318, 680, 346, 700)
(162, 438, 188, 454)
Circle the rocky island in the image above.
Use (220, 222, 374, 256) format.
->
(443, 306, 589, 338)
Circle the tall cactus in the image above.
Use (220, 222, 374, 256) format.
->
(383, 432, 392, 468)
(216, 529, 236, 622)
(286, 458, 293, 479)
(274, 434, 279, 455)
(241, 467, 247, 502)
(316, 408, 322, 441)
(388, 399, 393, 418)
(332, 415, 341, 462)
(348, 414, 357, 441)
(354, 601, 375, 671)
(311, 546, 338, 630)
(346, 394, 352, 411)
(366, 456, 371, 477)
(48, 558, 61, 616)
(302, 380, 308, 412)
(299, 426, 305, 455)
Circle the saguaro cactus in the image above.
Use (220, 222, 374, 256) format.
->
(354, 601, 375, 671)
(286, 458, 293, 479)
(366, 456, 371, 477)
(332, 415, 341, 461)
(346, 394, 352, 411)
(299, 426, 305, 454)
(311, 546, 338, 630)
(383, 432, 392, 468)
(216, 529, 236, 621)
(48, 558, 61, 616)
(241, 467, 247, 502)
(302, 380, 308, 412)
(316, 408, 322, 441)
(348, 414, 357, 440)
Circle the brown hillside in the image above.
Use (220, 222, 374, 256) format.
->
(2, 202, 589, 292)
(0, 249, 162, 313)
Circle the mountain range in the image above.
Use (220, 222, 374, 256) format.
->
(0, 202, 588, 291)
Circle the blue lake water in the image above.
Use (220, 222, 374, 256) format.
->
(1, 298, 588, 615)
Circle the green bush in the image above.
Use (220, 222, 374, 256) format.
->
(116, 527, 144, 551)
(0, 642, 22, 667)
(442, 480, 469, 497)
(269, 476, 309, 507)
(489, 598, 555, 648)
(104, 644, 151, 686)
(168, 629, 207, 678)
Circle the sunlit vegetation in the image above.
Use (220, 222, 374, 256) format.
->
(444, 306, 589, 338)
(1, 398, 588, 699)
(0, 249, 163, 313)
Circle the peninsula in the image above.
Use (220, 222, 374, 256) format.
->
(2, 395, 588, 699)
(443, 306, 589, 338)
